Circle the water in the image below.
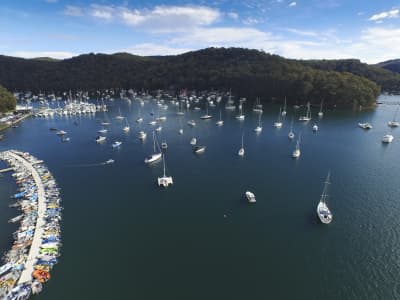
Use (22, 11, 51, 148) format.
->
(1, 95, 400, 299)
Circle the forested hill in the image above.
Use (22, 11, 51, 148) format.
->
(376, 59, 400, 74)
(0, 47, 388, 108)
(299, 58, 400, 93)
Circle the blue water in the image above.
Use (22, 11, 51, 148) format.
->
(1, 95, 400, 299)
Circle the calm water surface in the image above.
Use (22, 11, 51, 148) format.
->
(1, 95, 400, 299)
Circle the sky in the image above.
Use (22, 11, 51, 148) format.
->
(1, 0, 400, 63)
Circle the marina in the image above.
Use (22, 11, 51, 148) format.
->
(0, 151, 61, 300)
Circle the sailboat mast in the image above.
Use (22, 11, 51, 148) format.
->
(153, 131, 156, 152)
(163, 155, 166, 177)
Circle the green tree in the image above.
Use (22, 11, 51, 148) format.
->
(0, 85, 16, 113)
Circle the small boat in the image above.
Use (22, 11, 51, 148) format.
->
(292, 135, 301, 158)
(96, 136, 106, 143)
(138, 131, 147, 140)
(155, 126, 162, 132)
(156, 116, 167, 122)
(105, 159, 114, 164)
(101, 121, 110, 126)
(190, 138, 197, 145)
(0, 262, 13, 277)
(274, 107, 283, 128)
(112, 141, 122, 148)
(236, 104, 245, 120)
(145, 132, 162, 164)
(158, 155, 173, 187)
(238, 133, 245, 156)
(358, 123, 372, 129)
(56, 130, 66, 136)
(317, 171, 333, 224)
(299, 102, 311, 121)
(245, 191, 256, 203)
(188, 120, 196, 127)
(193, 145, 206, 154)
(253, 97, 263, 112)
(312, 124, 318, 132)
(136, 117, 143, 123)
(148, 120, 157, 126)
(179, 128, 184, 135)
(161, 142, 168, 149)
(61, 137, 71, 142)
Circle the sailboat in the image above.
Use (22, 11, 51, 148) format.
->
(274, 107, 283, 128)
(317, 171, 333, 224)
(216, 110, 224, 126)
(178, 118, 184, 134)
(138, 131, 147, 140)
(236, 103, 245, 120)
(318, 100, 324, 118)
(312, 124, 318, 132)
(299, 102, 311, 121)
(388, 105, 400, 127)
(225, 94, 236, 110)
(238, 133, 245, 156)
(123, 118, 130, 132)
(176, 98, 185, 116)
(115, 107, 124, 120)
(254, 113, 262, 133)
(158, 154, 173, 187)
(136, 107, 143, 123)
(144, 131, 162, 164)
(282, 97, 287, 116)
(253, 97, 263, 113)
(200, 102, 212, 119)
(382, 128, 394, 143)
(292, 134, 301, 158)
(288, 118, 295, 139)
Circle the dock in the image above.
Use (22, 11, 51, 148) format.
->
(7, 151, 46, 285)
(0, 167, 13, 173)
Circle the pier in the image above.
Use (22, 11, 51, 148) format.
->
(0, 167, 13, 173)
(6, 151, 46, 285)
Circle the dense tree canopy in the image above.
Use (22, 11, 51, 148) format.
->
(0, 47, 388, 108)
(0, 85, 16, 113)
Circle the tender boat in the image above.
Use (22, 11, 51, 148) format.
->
(56, 130, 66, 136)
(188, 120, 196, 127)
(155, 126, 162, 132)
(358, 123, 372, 129)
(97, 128, 107, 134)
(190, 138, 197, 145)
(288, 118, 295, 139)
(105, 159, 114, 164)
(179, 128, 184, 134)
(317, 171, 333, 224)
(245, 191, 256, 203)
(161, 142, 168, 149)
(61, 137, 70, 142)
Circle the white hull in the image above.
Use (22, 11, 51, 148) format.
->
(317, 201, 332, 224)
(292, 149, 300, 158)
(158, 176, 173, 187)
(238, 148, 244, 156)
(245, 191, 256, 203)
(382, 134, 394, 143)
(145, 153, 162, 164)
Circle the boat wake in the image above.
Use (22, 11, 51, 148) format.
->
(67, 159, 114, 168)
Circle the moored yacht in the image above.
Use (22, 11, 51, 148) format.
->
(245, 191, 256, 203)
(158, 155, 173, 187)
(358, 123, 372, 129)
(96, 135, 106, 143)
(145, 131, 162, 164)
(299, 102, 311, 121)
(292, 135, 301, 158)
(317, 171, 333, 224)
(112, 141, 122, 148)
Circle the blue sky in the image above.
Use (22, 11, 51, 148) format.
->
(1, 0, 400, 63)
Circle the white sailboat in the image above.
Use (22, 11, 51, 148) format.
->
(318, 100, 324, 118)
(138, 131, 147, 140)
(245, 191, 256, 203)
(288, 118, 295, 139)
(282, 97, 287, 116)
(382, 128, 394, 143)
(238, 133, 245, 156)
(388, 105, 400, 127)
(292, 134, 301, 158)
(254, 113, 262, 133)
(312, 124, 318, 132)
(158, 155, 173, 187)
(216, 110, 224, 126)
(274, 107, 283, 128)
(253, 97, 263, 113)
(317, 171, 333, 224)
(200, 102, 212, 119)
(136, 107, 143, 123)
(236, 103, 245, 120)
(144, 131, 162, 164)
(299, 102, 312, 121)
(115, 107, 124, 120)
(123, 117, 130, 132)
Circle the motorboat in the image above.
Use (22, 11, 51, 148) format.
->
(358, 123, 372, 129)
(245, 191, 256, 203)
(382, 134, 394, 143)
(138, 131, 147, 140)
(112, 141, 122, 148)
(193, 145, 206, 154)
(96, 136, 106, 143)
(188, 120, 196, 127)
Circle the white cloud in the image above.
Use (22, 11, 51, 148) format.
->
(369, 9, 399, 22)
(11, 51, 76, 59)
(64, 5, 84, 17)
(121, 43, 192, 56)
(242, 17, 262, 25)
(90, 4, 114, 20)
(45, 0, 58, 3)
(289, 2, 297, 7)
(227, 12, 239, 20)
(285, 28, 317, 37)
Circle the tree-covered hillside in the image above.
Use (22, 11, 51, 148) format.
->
(0, 47, 385, 108)
(0, 85, 16, 113)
